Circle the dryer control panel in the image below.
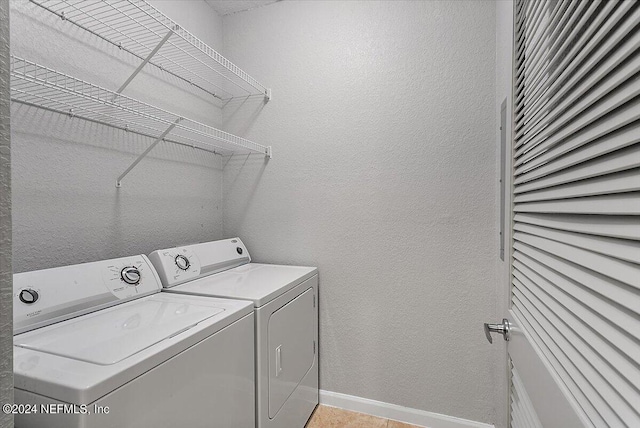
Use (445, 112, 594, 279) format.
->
(148, 246, 202, 287)
(13, 255, 162, 335)
(149, 238, 251, 288)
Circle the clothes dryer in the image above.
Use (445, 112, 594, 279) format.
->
(150, 238, 318, 428)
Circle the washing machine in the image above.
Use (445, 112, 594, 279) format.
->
(12, 254, 255, 428)
(149, 238, 318, 428)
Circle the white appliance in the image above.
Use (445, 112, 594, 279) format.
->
(12, 254, 255, 428)
(149, 238, 318, 428)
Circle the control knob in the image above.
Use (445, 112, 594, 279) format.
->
(175, 255, 190, 270)
(121, 266, 141, 285)
(19, 289, 39, 304)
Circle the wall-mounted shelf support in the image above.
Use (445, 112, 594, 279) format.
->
(116, 117, 182, 187)
(112, 27, 176, 101)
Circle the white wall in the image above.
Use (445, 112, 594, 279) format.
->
(10, 0, 226, 272)
(0, 0, 13, 426)
(222, 1, 499, 424)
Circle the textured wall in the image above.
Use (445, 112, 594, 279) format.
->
(222, 1, 498, 424)
(0, 0, 13, 426)
(10, 0, 226, 272)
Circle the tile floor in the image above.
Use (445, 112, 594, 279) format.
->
(305, 405, 424, 428)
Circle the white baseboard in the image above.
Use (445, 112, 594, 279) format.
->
(319, 390, 494, 428)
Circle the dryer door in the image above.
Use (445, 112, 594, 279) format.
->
(268, 287, 315, 418)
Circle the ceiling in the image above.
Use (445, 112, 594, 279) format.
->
(205, 0, 280, 16)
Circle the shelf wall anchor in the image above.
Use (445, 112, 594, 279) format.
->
(112, 28, 175, 101)
(116, 117, 182, 188)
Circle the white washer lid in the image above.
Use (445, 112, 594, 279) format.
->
(13, 293, 253, 405)
(15, 298, 224, 365)
(167, 263, 318, 307)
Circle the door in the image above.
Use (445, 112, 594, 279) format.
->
(268, 287, 315, 418)
(488, 1, 640, 427)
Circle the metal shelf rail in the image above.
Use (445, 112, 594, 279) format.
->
(10, 56, 272, 186)
(30, 0, 271, 102)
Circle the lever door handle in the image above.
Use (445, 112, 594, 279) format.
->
(275, 345, 282, 377)
(484, 318, 510, 344)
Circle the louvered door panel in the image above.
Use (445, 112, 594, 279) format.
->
(511, 0, 640, 427)
(511, 364, 543, 428)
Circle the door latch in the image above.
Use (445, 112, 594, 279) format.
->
(484, 318, 510, 343)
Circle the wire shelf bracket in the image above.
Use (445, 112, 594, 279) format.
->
(30, 0, 272, 102)
(112, 27, 175, 101)
(10, 55, 272, 186)
(115, 117, 181, 187)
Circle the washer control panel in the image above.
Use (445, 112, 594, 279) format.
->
(149, 238, 250, 288)
(13, 255, 162, 335)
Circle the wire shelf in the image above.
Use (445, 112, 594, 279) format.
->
(10, 56, 271, 183)
(29, 0, 271, 102)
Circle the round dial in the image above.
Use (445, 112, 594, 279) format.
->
(120, 266, 141, 285)
(175, 255, 190, 270)
(19, 289, 39, 304)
